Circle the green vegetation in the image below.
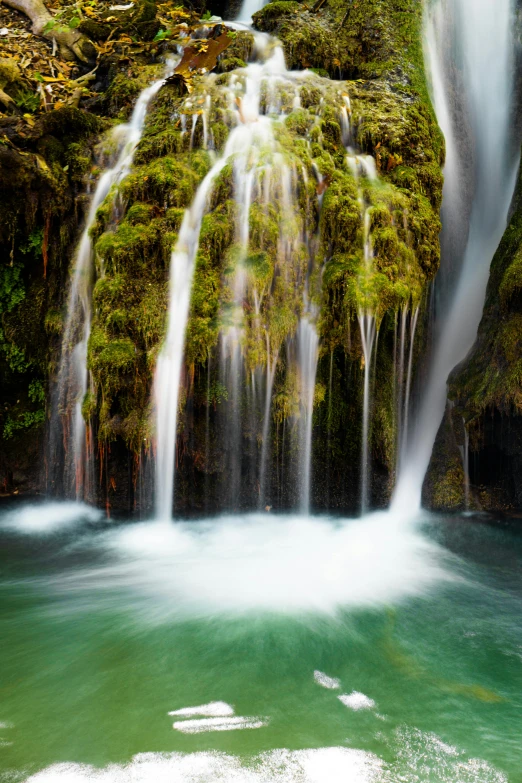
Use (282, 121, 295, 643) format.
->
(0, 0, 446, 505)
(448, 164, 522, 418)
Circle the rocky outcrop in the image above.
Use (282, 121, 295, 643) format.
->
(0, 0, 444, 514)
(424, 159, 522, 514)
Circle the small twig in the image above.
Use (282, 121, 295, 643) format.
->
(72, 65, 97, 84)
(312, 0, 327, 12)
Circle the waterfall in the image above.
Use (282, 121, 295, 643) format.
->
(259, 342, 278, 508)
(358, 313, 376, 514)
(392, 0, 519, 513)
(50, 70, 171, 501)
(395, 306, 419, 474)
(155, 147, 235, 521)
(155, 33, 349, 517)
(155, 43, 301, 519)
(297, 310, 319, 514)
(236, 0, 266, 23)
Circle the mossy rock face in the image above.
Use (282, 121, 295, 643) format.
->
(100, 0, 161, 40)
(422, 406, 466, 512)
(78, 0, 444, 512)
(448, 162, 522, 419)
(77, 19, 112, 42)
(40, 107, 106, 141)
(1, 0, 446, 510)
(425, 155, 522, 513)
(0, 104, 103, 485)
(252, 1, 300, 30)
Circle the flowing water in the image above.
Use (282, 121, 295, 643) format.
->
(154, 36, 335, 516)
(0, 502, 521, 782)
(296, 311, 319, 514)
(154, 20, 396, 516)
(49, 67, 173, 502)
(22, 3, 522, 781)
(393, 0, 519, 512)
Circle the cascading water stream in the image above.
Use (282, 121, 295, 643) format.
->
(358, 313, 376, 514)
(154, 35, 338, 518)
(297, 308, 319, 514)
(155, 141, 239, 521)
(155, 43, 297, 519)
(236, 0, 267, 23)
(50, 68, 172, 500)
(392, 0, 519, 513)
(258, 342, 278, 508)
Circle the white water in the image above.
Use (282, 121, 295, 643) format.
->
(358, 313, 376, 514)
(154, 54, 286, 519)
(172, 715, 268, 734)
(154, 148, 234, 521)
(168, 702, 234, 717)
(393, 0, 518, 513)
(53, 67, 172, 500)
(259, 347, 278, 507)
(24, 747, 383, 783)
(297, 311, 319, 513)
(338, 691, 376, 711)
(313, 670, 340, 690)
(155, 39, 328, 517)
(46, 511, 452, 620)
(23, 735, 510, 783)
(0, 502, 102, 534)
(236, 0, 266, 23)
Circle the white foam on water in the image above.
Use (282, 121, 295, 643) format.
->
(314, 670, 340, 690)
(168, 701, 234, 717)
(339, 692, 376, 711)
(19, 731, 509, 782)
(52, 512, 453, 620)
(390, 727, 508, 783)
(1, 503, 102, 535)
(23, 747, 382, 782)
(172, 716, 267, 734)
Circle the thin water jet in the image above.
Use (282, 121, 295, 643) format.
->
(49, 67, 173, 502)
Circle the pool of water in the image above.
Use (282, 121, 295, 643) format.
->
(0, 503, 520, 781)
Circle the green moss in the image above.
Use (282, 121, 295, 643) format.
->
(126, 203, 155, 225)
(107, 67, 161, 118)
(499, 250, 522, 309)
(44, 309, 63, 335)
(185, 200, 236, 365)
(284, 109, 313, 137)
(40, 107, 106, 141)
(449, 161, 522, 417)
(134, 127, 184, 164)
(54, 0, 444, 491)
(218, 57, 248, 74)
(120, 153, 207, 206)
(253, 1, 300, 31)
